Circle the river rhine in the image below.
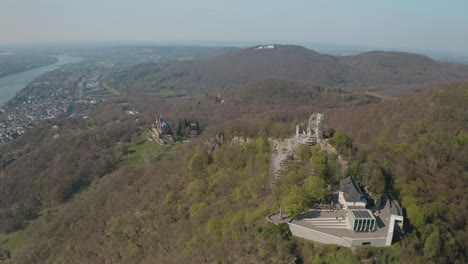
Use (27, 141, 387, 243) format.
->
(0, 55, 82, 106)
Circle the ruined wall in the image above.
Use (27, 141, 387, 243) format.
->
(307, 112, 324, 138)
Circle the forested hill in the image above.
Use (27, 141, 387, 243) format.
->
(327, 84, 467, 263)
(0, 79, 465, 262)
(109, 45, 468, 96)
(0, 42, 466, 263)
(0, 74, 377, 262)
(339, 51, 468, 85)
(0, 55, 58, 77)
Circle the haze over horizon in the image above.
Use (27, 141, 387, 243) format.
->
(1, 0, 468, 56)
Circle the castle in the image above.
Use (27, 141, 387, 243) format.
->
(296, 113, 324, 145)
(149, 114, 174, 145)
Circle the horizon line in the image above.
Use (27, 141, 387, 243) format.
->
(1, 40, 468, 59)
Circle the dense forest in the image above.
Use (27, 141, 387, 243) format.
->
(0, 83, 465, 263)
(327, 85, 467, 263)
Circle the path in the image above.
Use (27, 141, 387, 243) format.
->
(270, 136, 299, 186)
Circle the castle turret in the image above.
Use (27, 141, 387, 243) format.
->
(307, 113, 324, 141)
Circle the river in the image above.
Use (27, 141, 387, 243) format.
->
(0, 55, 83, 106)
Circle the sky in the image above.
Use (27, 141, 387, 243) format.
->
(1, 0, 468, 55)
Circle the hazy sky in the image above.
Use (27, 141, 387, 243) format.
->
(1, 0, 467, 54)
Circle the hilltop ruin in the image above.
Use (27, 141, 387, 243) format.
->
(270, 112, 326, 186)
(296, 112, 324, 145)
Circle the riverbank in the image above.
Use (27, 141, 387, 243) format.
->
(0, 55, 58, 78)
(0, 55, 83, 106)
(0, 55, 122, 144)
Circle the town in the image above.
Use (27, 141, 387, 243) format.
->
(0, 60, 119, 143)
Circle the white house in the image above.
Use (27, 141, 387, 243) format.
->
(338, 176, 367, 210)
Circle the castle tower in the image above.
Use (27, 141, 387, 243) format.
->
(307, 113, 324, 139)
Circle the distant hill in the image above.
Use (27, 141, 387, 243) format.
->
(182, 45, 347, 86)
(91, 45, 240, 60)
(0, 55, 58, 77)
(339, 51, 468, 85)
(111, 45, 468, 96)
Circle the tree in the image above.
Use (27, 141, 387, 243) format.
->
(360, 161, 385, 201)
(188, 149, 210, 177)
(424, 228, 441, 259)
(303, 176, 327, 203)
(294, 145, 311, 161)
(310, 147, 328, 178)
(281, 185, 308, 217)
(196, 121, 200, 135)
(406, 203, 425, 231)
(367, 165, 385, 201)
(259, 116, 273, 137)
(176, 121, 183, 137)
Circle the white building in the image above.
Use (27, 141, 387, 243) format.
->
(255, 44, 275, 50)
(338, 176, 367, 210)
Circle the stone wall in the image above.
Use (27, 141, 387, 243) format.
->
(343, 236, 388, 247)
(288, 223, 351, 247)
(289, 223, 388, 247)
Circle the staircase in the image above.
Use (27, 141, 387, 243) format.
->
(270, 136, 299, 186)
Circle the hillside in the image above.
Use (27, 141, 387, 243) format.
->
(110, 45, 468, 96)
(0, 76, 465, 263)
(0, 43, 466, 263)
(0, 69, 374, 263)
(107, 45, 347, 95)
(181, 45, 346, 86)
(326, 85, 467, 263)
(0, 79, 373, 245)
(108, 77, 378, 134)
(340, 50, 445, 85)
